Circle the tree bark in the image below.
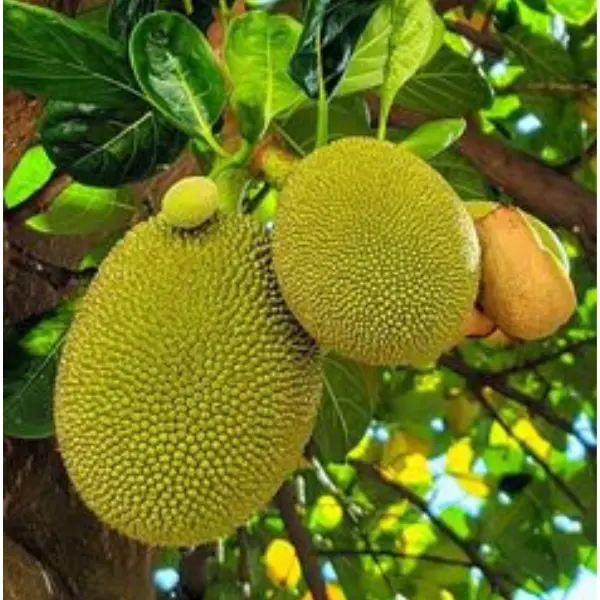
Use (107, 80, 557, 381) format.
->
(4, 438, 156, 600)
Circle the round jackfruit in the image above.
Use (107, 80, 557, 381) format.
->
(161, 176, 219, 229)
(272, 137, 480, 367)
(55, 214, 322, 547)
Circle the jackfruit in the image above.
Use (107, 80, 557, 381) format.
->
(465, 200, 570, 271)
(161, 176, 219, 229)
(272, 137, 480, 367)
(55, 213, 322, 547)
(475, 205, 576, 340)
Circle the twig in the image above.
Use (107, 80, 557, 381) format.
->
(471, 387, 587, 514)
(237, 528, 251, 600)
(274, 481, 328, 600)
(4, 170, 72, 226)
(496, 336, 597, 376)
(8, 241, 97, 290)
(446, 21, 503, 56)
(439, 353, 597, 459)
(500, 82, 595, 97)
(318, 548, 471, 567)
(351, 461, 513, 599)
(305, 446, 396, 595)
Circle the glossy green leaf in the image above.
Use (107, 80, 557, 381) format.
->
(4, 0, 139, 106)
(430, 151, 494, 200)
(312, 354, 380, 464)
(224, 12, 303, 141)
(340, 17, 492, 117)
(399, 118, 466, 160)
(108, 0, 158, 42)
(378, 0, 440, 135)
(546, 0, 596, 25)
(288, 0, 383, 98)
(40, 99, 186, 186)
(395, 46, 493, 117)
(277, 96, 372, 154)
(4, 145, 135, 235)
(502, 26, 576, 85)
(129, 11, 226, 150)
(4, 304, 74, 439)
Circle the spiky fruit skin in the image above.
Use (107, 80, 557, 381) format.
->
(272, 137, 481, 367)
(55, 214, 322, 547)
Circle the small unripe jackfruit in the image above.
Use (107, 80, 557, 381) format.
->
(161, 176, 219, 228)
(55, 214, 321, 546)
(273, 137, 480, 367)
(475, 205, 576, 340)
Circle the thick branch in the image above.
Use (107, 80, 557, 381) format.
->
(351, 461, 513, 599)
(274, 481, 327, 600)
(4, 438, 154, 600)
(378, 102, 597, 249)
(439, 353, 597, 459)
(4, 171, 72, 226)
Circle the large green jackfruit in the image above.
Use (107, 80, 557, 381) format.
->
(55, 214, 322, 547)
(272, 137, 481, 367)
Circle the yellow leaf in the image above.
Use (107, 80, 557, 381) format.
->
(512, 418, 552, 459)
(446, 438, 474, 475)
(375, 501, 409, 532)
(381, 432, 431, 466)
(264, 538, 301, 589)
(440, 591, 455, 600)
(310, 495, 343, 531)
(489, 421, 519, 449)
(302, 583, 347, 600)
(396, 522, 436, 556)
(383, 453, 432, 487)
(456, 474, 490, 498)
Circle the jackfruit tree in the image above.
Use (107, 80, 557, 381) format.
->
(2, 0, 597, 598)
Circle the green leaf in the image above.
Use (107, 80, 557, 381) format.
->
(4, 304, 74, 439)
(40, 100, 186, 187)
(108, 0, 158, 42)
(224, 12, 303, 141)
(378, 0, 440, 136)
(277, 96, 372, 154)
(4, 145, 135, 235)
(546, 0, 596, 25)
(288, 0, 383, 98)
(429, 151, 493, 200)
(312, 354, 380, 464)
(129, 11, 226, 151)
(4, 0, 139, 106)
(399, 118, 466, 160)
(501, 26, 576, 85)
(395, 46, 493, 117)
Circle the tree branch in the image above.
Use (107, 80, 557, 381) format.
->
(500, 82, 595, 96)
(439, 352, 597, 459)
(351, 461, 513, 599)
(496, 336, 597, 376)
(8, 240, 97, 291)
(274, 481, 328, 600)
(318, 548, 471, 567)
(376, 102, 597, 252)
(4, 171, 72, 226)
